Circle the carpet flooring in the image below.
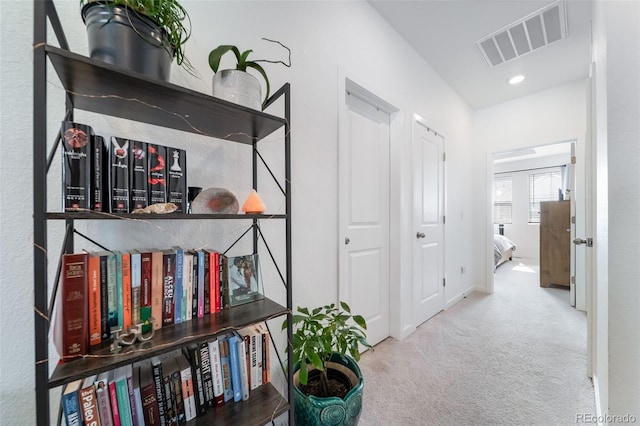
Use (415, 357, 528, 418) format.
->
(357, 258, 596, 426)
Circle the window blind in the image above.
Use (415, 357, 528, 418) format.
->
(493, 176, 512, 224)
(528, 170, 562, 222)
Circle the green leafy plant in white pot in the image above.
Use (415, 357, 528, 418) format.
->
(208, 38, 291, 110)
(283, 301, 373, 426)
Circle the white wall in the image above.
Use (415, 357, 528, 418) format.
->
(493, 153, 571, 259)
(0, 1, 475, 423)
(592, 0, 640, 418)
(472, 80, 587, 291)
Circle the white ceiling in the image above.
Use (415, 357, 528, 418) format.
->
(369, 0, 592, 110)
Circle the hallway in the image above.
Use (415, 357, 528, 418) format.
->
(358, 258, 595, 425)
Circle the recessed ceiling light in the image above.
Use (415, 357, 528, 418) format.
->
(509, 75, 525, 85)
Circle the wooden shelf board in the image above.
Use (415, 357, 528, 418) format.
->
(46, 212, 286, 220)
(188, 384, 289, 426)
(45, 45, 286, 143)
(48, 298, 288, 388)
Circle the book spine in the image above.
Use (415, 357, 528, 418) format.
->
(150, 358, 167, 426)
(125, 368, 140, 426)
(62, 383, 82, 426)
(184, 344, 207, 416)
(108, 380, 121, 426)
(140, 380, 161, 426)
(198, 342, 214, 407)
(130, 252, 141, 328)
(114, 252, 124, 331)
(98, 253, 110, 343)
(173, 248, 183, 325)
(150, 251, 164, 331)
(184, 252, 193, 321)
(106, 252, 118, 333)
(212, 251, 220, 313)
(237, 337, 250, 401)
(162, 367, 177, 426)
(208, 251, 216, 315)
(207, 339, 224, 407)
(162, 251, 176, 327)
(170, 363, 185, 424)
(148, 144, 167, 205)
(218, 335, 233, 402)
(129, 140, 148, 211)
(109, 136, 130, 213)
(88, 254, 102, 348)
(55, 253, 89, 361)
(80, 384, 101, 426)
(61, 121, 92, 211)
(202, 251, 210, 315)
(95, 379, 114, 426)
(179, 360, 197, 421)
(166, 147, 187, 213)
(249, 333, 258, 390)
(197, 251, 205, 318)
(116, 374, 133, 426)
(92, 134, 105, 211)
(189, 251, 198, 320)
(227, 334, 242, 402)
(219, 255, 228, 309)
(121, 252, 132, 330)
(139, 250, 152, 333)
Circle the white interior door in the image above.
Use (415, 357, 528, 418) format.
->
(412, 117, 445, 326)
(339, 89, 391, 347)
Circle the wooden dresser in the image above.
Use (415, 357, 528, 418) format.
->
(539, 200, 571, 287)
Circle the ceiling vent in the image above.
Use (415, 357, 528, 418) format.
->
(475, 0, 567, 68)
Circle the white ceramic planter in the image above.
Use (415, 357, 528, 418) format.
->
(212, 70, 262, 110)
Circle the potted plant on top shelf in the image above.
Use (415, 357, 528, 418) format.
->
(80, 0, 192, 81)
(208, 38, 291, 110)
(283, 301, 373, 426)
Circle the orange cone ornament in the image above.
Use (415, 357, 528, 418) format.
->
(242, 189, 266, 214)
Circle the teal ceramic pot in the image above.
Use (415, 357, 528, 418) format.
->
(293, 353, 364, 426)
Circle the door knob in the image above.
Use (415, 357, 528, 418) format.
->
(345, 237, 350, 245)
(416, 232, 426, 239)
(573, 237, 593, 247)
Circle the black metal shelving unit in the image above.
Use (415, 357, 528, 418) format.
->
(33, 2, 293, 425)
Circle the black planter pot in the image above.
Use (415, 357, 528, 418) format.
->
(82, 2, 174, 81)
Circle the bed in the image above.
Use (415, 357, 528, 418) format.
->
(494, 234, 516, 269)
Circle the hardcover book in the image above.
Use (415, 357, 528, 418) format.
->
(226, 254, 264, 307)
(150, 356, 167, 426)
(208, 338, 225, 407)
(121, 252, 133, 331)
(237, 336, 250, 401)
(61, 121, 92, 211)
(95, 372, 114, 426)
(183, 343, 207, 416)
(88, 254, 102, 348)
(129, 140, 149, 211)
(198, 342, 214, 407)
(92, 135, 106, 211)
(150, 249, 164, 331)
(108, 137, 130, 213)
(114, 365, 133, 426)
(54, 252, 89, 362)
(130, 251, 141, 329)
(162, 249, 176, 327)
(137, 249, 153, 333)
(166, 147, 187, 213)
(218, 335, 233, 402)
(95, 251, 111, 344)
(139, 360, 162, 426)
(61, 379, 83, 426)
(183, 252, 193, 321)
(176, 354, 197, 421)
(79, 375, 101, 426)
(172, 247, 184, 325)
(227, 333, 243, 402)
(147, 144, 167, 205)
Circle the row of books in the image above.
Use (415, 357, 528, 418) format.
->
(61, 324, 272, 426)
(54, 249, 263, 362)
(61, 121, 187, 214)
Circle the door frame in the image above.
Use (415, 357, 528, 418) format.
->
(337, 70, 410, 340)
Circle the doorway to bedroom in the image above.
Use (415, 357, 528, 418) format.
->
(491, 141, 576, 304)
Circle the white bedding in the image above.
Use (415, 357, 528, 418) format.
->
(494, 234, 516, 266)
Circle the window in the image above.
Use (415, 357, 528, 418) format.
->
(528, 170, 562, 222)
(493, 176, 512, 224)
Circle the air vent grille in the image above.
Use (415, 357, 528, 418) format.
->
(475, 1, 567, 68)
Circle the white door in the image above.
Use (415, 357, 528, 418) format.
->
(339, 89, 391, 347)
(412, 117, 445, 326)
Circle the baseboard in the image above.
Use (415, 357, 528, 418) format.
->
(593, 375, 604, 426)
(446, 287, 475, 309)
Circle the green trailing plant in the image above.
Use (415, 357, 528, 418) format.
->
(80, 0, 192, 68)
(208, 38, 291, 106)
(283, 301, 372, 396)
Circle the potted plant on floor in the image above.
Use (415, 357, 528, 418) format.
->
(208, 38, 291, 110)
(283, 301, 373, 426)
(80, 0, 192, 81)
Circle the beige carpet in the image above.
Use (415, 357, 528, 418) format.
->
(357, 258, 596, 426)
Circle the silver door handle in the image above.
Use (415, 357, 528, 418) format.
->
(573, 237, 593, 247)
(417, 232, 425, 239)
